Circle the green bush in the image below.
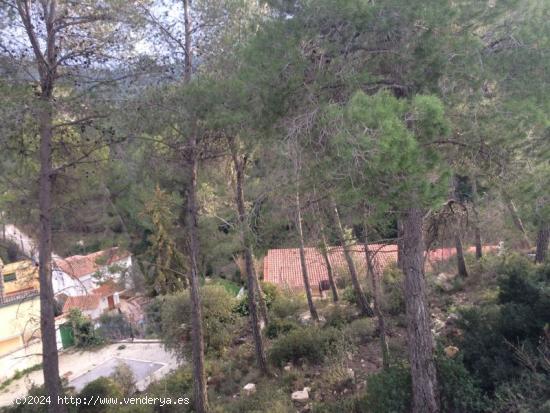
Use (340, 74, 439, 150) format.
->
(78, 377, 123, 412)
(342, 286, 358, 305)
(381, 265, 406, 315)
(270, 293, 305, 319)
(323, 304, 355, 329)
(231, 282, 278, 317)
(268, 326, 342, 367)
(266, 318, 299, 339)
(161, 285, 236, 355)
(344, 317, 377, 344)
(143, 297, 163, 337)
(68, 308, 103, 348)
(361, 364, 411, 413)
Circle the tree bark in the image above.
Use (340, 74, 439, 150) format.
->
(0, 259, 4, 301)
(363, 235, 390, 369)
(535, 221, 549, 264)
(402, 207, 439, 413)
(330, 199, 374, 317)
(454, 234, 469, 277)
(185, 137, 209, 413)
(320, 232, 339, 302)
(471, 181, 482, 259)
(397, 219, 404, 271)
(183, 0, 193, 83)
(229, 138, 269, 373)
(296, 188, 319, 321)
(17, 1, 67, 410)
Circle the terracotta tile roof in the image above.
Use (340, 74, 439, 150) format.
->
(54, 247, 130, 279)
(263, 244, 398, 291)
(426, 245, 498, 264)
(63, 295, 101, 313)
(92, 281, 122, 297)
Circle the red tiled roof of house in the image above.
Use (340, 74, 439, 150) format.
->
(63, 294, 101, 313)
(54, 247, 130, 279)
(263, 244, 398, 291)
(92, 281, 122, 297)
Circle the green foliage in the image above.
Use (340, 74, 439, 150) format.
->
(361, 364, 412, 413)
(97, 313, 134, 341)
(231, 281, 279, 317)
(68, 309, 103, 348)
(344, 318, 377, 345)
(381, 265, 406, 315)
(110, 361, 136, 397)
(161, 285, 236, 355)
(322, 304, 355, 329)
(270, 293, 305, 319)
(143, 296, 163, 337)
(456, 254, 550, 392)
(78, 377, 123, 412)
(266, 318, 299, 339)
(268, 326, 342, 367)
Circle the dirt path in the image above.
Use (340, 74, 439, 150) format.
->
(0, 341, 180, 407)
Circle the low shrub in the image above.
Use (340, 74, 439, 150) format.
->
(361, 364, 411, 413)
(381, 265, 406, 315)
(344, 317, 377, 344)
(268, 326, 342, 367)
(323, 304, 355, 329)
(161, 285, 236, 355)
(270, 293, 305, 319)
(110, 361, 136, 396)
(68, 308, 103, 348)
(266, 318, 299, 339)
(78, 377, 123, 412)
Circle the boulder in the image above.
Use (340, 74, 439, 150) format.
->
(444, 346, 459, 358)
(435, 272, 457, 292)
(284, 363, 292, 372)
(292, 387, 310, 402)
(243, 383, 256, 396)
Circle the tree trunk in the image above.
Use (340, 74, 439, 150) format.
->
(229, 138, 269, 373)
(296, 188, 319, 321)
(503, 195, 531, 249)
(454, 234, 469, 277)
(363, 235, 390, 369)
(320, 232, 339, 302)
(185, 138, 209, 413)
(471, 181, 482, 259)
(535, 221, 549, 264)
(397, 219, 404, 271)
(0, 259, 4, 301)
(402, 207, 439, 413)
(330, 199, 374, 317)
(183, 0, 193, 83)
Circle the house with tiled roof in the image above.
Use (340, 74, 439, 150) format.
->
(52, 247, 132, 297)
(62, 281, 123, 320)
(263, 244, 398, 295)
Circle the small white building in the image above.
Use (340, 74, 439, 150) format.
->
(62, 281, 122, 320)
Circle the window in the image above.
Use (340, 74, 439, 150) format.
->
(3, 273, 16, 282)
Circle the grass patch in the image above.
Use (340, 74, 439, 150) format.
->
(0, 363, 42, 392)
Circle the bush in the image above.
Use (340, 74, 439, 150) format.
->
(110, 361, 136, 396)
(97, 313, 134, 341)
(266, 318, 298, 339)
(381, 265, 406, 315)
(361, 364, 411, 413)
(143, 297, 163, 337)
(231, 282, 278, 317)
(323, 304, 355, 329)
(79, 377, 123, 412)
(161, 285, 236, 355)
(146, 367, 194, 412)
(268, 326, 342, 367)
(270, 293, 305, 319)
(68, 308, 103, 348)
(344, 318, 377, 344)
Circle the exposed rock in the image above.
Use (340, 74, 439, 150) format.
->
(243, 383, 256, 396)
(284, 363, 292, 372)
(446, 313, 460, 325)
(444, 346, 459, 358)
(432, 318, 445, 332)
(292, 387, 310, 402)
(435, 272, 457, 292)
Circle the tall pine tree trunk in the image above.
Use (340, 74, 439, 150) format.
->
(320, 231, 339, 302)
(362, 234, 390, 369)
(471, 181, 482, 259)
(296, 188, 319, 321)
(229, 138, 269, 373)
(182, 4, 208, 410)
(185, 137, 209, 413)
(535, 221, 549, 264)
(18, 0, 66, 408)
(330, 199, 373, 317)
(397, 219, 404, 271)
(0, 260, 4, 301)
(455, 234, 469, 277)
(402, 207, 439, 413)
